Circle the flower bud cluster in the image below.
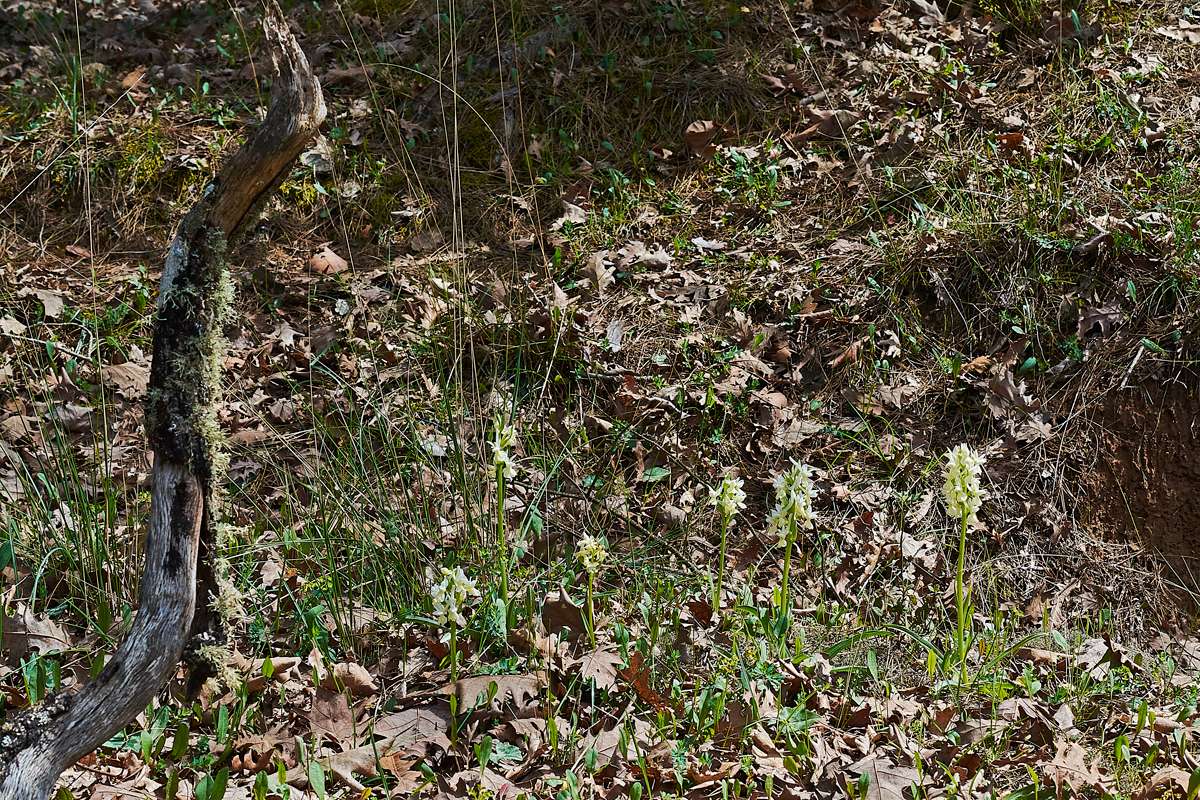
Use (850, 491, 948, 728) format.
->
(768, 461, 817, 546)
(431, 566, 480, 628)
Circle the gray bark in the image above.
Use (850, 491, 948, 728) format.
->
(0, 5, 324, 797)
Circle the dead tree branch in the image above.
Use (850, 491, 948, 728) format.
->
(0, 5, 324, 798)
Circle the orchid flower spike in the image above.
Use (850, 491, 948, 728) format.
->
(430, 566, 480, 629)
(768, 461, 817, 546)
(491, 421, 517, 479)
(942, 444, 985, 522)
(709, 472, 747, 521)
(576, 534, 608, 576)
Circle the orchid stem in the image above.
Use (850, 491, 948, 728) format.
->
(496, 465, 509, 608)
(955, 514, 969, 686)
(714, 512, 730, 612)
(586, 574, 596, 649)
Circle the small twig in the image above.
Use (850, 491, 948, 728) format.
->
(0, 332, 93, 362)
(1118, 344, 1145, 390)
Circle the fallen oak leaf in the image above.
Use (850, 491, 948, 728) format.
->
(447, 767, 517, 799)
(618, 650, 675, 714)
(1, 605, 72, 658)
(1039, 739, 1109, 795)
(101, 361, 150, 400)
(321, 661, 378, 697)
(1077, 303, 1122, 338)
(378, 753, 425, 793)
(446, 673, 542, 713)
(371, 704, 451, 756)
(236, 655, 301, 692)
(847, 754, 922, 800)
(568, 648, 623, 691)
(1132, 766, 1192, 800)
(309, 687, 354, 743)
(541, 587, 585, 639)
(795, 109, 861, 142)
(684, 119, 721, 157)
(0, 316, 27, 336)
(286, 738, 402, 792)
(828, 336, 867, 369)
(17, 288, 65, 319)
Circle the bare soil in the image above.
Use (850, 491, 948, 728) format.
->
(1082, 380, 1200, 593)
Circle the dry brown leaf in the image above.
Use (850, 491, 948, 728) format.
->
(570, 648, 623, 690)
(0, 415, 38, 443)
(1040, 739, 1108, 795)
(241, 655, 301, 692)
(372, 704, 451, 753)
(447, 768, 517, 799)
(286, 739, 400, 792)
(581, 251, 615, 296)
(541, 587, 584, 638)
(310, 687, 354, 742)
(847, 754, 921, 800)
(120, 66, 146, 89)
(17, 288, 64, 318)
(1133, 766, 1192, 800)
(51, 403, 92, 434)
(1077, 303, 1122, 338)
(310, 245, 349, 275)
(101, 362, 149, 399)
(829, 336, 866, 369)
(618, 650, 674, 714)
(800, 109, 861, 140)
(1, 605, 71, 658)
(322, 661, 378, 697)
(501, 717, 550, 753)
(323, 64, 374, 86)
(448, 673, 541, 711)
(684, 120, 721, 157)
(997, 131, 1025, 150)
(0, 316, 27, 336)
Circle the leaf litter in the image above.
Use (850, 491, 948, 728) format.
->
(3, 0, 1200, 798)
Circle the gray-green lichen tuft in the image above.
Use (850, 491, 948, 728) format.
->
(213, 522, 247, 633)
(146, 217, 232, 488)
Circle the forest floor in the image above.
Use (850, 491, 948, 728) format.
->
(4, 0, 1200, 798)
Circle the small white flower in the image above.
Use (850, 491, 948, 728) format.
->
(430, 566, 480, 628)
(768, 461, 817, 546)
(942, 444, 985, 522)
(709, 472, 747, 521)
(766, 503, 790, 548)
(491, 422, 517, 479)
(334, 298, 351, 316)
(576, 534, 608, 575)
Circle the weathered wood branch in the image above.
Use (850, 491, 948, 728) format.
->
(0, 6, 324, 798)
